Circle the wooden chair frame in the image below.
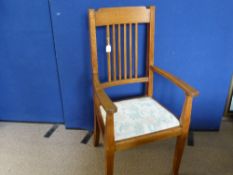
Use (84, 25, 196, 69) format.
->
(88, 6, 199, 175)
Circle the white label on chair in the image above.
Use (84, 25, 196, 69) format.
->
(106, 44, 111, 53)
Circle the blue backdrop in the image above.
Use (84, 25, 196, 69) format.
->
(0, 0, 64, 123)
(0, 0, 232, 130)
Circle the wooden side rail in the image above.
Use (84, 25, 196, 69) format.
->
(93, 74, 117, 113)
(150, 66, 199, 97)
(101, 77, 149, 89)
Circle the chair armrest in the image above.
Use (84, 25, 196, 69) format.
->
(93, 74, 117, 113)
(150, 66, 199, 97)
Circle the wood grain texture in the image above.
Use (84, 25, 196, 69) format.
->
(88, 10, 99, 74)
(106, 25, 111, 82)
(129, 23, 132, 78)
(93, 95, 100, 146)
(173, 135, 187, 175)
(135, 23, 138, 78)
(101, 77, 149, 89)
(94, 94, 106, 135)
(172, 96, 193, 174)
(93, 74, 117, 113)
(88, 6, 199, 175)
(180, 96, 193, 133)
(150, 66, 199, 97)
(118, 24, 122, 80)
(95, 6, 150, 26)
(112, 24, 117, 81)
(124, 24, 127, 79)
(116, 127, 182, 151)
(104, 112, 115, 175)
(146, 6, 155, 97)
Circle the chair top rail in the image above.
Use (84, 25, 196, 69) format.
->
(94, 6, 151, 26)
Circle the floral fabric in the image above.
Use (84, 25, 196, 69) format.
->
(100, 97, 180, 141)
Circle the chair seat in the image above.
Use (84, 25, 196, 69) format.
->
(100, 97, 180, 141)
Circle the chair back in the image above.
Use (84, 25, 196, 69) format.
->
(89, 6, 155, 96)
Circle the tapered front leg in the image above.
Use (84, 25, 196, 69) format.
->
(105, 148, 115, 175)
(172, 135, 187, 175)
(104, 112, 115, 175)
(173, 95, 193, 174)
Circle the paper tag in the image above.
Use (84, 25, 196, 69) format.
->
(106, 44, 111, 53)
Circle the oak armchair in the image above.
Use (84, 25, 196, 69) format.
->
(88, 6, 199, 175)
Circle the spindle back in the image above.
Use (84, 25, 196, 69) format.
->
(89, 6, 155, 96)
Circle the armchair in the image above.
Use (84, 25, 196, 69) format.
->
(88, 6, 199, 175)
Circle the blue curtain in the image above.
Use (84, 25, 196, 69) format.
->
(50, 0, 233, 130)
(0, 0, 64, 123)
(0, 0, 232, 130)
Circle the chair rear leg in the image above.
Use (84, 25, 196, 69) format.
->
(93, 107, 100, 146)
(172, 135, 187, 175)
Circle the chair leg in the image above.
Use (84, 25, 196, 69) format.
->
(172, 135, 187, 175)
(93, 111, 100, 146)
(105, 149, 115, 175)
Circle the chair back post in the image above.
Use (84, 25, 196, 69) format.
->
(88, 9, 99, 75)
(146, 6, 155, 97)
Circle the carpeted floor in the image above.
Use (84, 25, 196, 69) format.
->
(0, 120, 232, 175)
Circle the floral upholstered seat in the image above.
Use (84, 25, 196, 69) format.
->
(100, 97, 180, 141)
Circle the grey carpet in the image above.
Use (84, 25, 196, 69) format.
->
(0, 120, 232, 175)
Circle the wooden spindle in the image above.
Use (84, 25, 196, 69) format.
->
(106, 25, 111, 82)
(124, 24, 127, 79)
(135, 23, 138, 78)
(129, 23, 132, 78)
(112, 24, 116, 81)
(118, 24, 122, 80)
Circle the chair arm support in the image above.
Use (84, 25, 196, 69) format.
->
(180, 95, 193, 133)
(150, 66, 199, 97)
(93, 74, 117, 113)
